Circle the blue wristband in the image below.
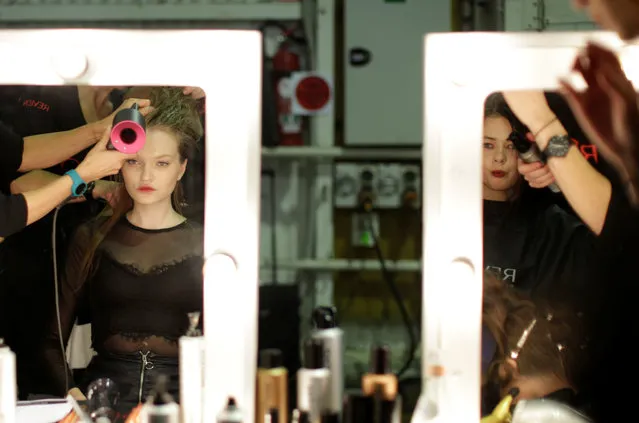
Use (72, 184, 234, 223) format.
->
(65, 169, 88, 198)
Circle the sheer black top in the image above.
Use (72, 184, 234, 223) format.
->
(43, 215, 204, 395)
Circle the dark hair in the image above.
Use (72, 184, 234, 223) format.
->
(483, 92, 525, 201)
(484, 92, 527, 133)
(482, 272, 586, 390)
(76, 87, 204, 285)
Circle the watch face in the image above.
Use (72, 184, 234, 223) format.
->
(75, 182, 87, 196)
(546, 135, 571, 157)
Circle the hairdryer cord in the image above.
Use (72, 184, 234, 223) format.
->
(52, 200, 70, 394)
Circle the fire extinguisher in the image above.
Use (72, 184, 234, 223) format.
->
(272, 37, 303, 146)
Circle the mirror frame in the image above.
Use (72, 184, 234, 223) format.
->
(419, 30, 632, 422)
(0, 29, 262, 422)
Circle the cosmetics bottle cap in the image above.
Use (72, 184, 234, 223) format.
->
(313, 307, 338, 329)
(267, 408, 279, 423)
(303, 339, 324, 369)
(299, 410, 310, 423)
(370, 345, 391, 374)
(259, 349, 284, 369)
(226, 397, 238, 410)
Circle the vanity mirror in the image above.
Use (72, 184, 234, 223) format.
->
(419, 31, 639, 423)
(0, 29, 261, 423)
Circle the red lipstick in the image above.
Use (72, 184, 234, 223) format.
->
(138, 186, 155, 192)
(491, 170, 506, 178)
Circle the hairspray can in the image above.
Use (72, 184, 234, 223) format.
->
(297, 340, 329, 423)
(311, 307, 343, 422)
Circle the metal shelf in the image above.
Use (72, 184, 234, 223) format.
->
(0, 2, 302, 22)
(260, 259, 422, 272)
(262, 146, 422, 160)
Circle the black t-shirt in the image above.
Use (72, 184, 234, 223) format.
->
(483, 198, 597, 309)
(0, 85, 92, 253)
(0, 121, 27, 237)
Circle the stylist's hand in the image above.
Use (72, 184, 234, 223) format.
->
(93, 180, 129, 208)
(560, 42, 639, 196)
(519, 160, 556, 188)
(76, 126, 135, 183)
(516, 132, 556, 188)
(93, 98, 153, 140)
(502, 91, 558, 150)
(183, 86, 205, 100)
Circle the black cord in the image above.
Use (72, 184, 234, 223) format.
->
(52, 200, 70, 394)
(363, 210, 418, 379)
(262, 169, 278, 285)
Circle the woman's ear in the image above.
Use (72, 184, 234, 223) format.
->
(178, 159, 188, 181)
(504, 358, 520, 378)
(498, 358, 520, 382)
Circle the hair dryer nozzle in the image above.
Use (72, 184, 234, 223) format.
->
(108, 103, 146, 153)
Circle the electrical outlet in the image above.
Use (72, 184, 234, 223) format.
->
(376, 163, 402, 208)
(400, 164, 421, 209)
(357, 164, 377, 209)
(334, 163, 360, 208)
(351, 212, 380, 247)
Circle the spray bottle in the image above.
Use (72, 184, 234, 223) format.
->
(297, 340, 329, 423)
(310, 306, 343, 423)
(217, 397, 243, 423)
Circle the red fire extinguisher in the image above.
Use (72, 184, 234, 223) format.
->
(272, 37, 303, 146)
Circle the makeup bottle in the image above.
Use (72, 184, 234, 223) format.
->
(0, 339, 16, 423)
(179, 312, 205, 423)
(139, 375, 180, 423)
(256, 349, 288, 423)
(217, 397, 243, 423)
(310, 307, 343, 423)
(297, 340, 330, 423)
(264, 408, 280, 423)
(361, 345, 398, 401)
(291, 409, 311, 423)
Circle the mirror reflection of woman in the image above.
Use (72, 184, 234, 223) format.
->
(42, 87, 204, 416)
(482, 94, 597, 310)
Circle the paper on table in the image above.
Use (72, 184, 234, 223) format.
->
(16, 399, 73, 423)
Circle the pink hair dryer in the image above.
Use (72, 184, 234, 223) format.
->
(108, 103, 146, 153)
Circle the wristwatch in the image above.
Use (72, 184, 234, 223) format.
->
(543, 134, 573, 158)
(65, 169, 88, 197)
(83, 181, 96, 201)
